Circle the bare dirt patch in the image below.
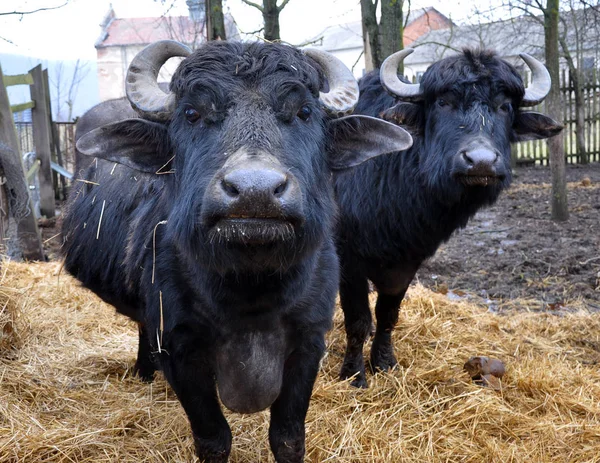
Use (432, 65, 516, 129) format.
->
(418, 164, 600, 312)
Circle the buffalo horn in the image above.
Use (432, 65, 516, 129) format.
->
(380, 48, 422, 101)
(519, 53, 551, 107)
(304, 48, 360, 117)
(126, 40, 192, 122)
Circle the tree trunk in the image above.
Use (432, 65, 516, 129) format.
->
(263, 0, 281, 42)
(206, 0, 227, 40)
(380, 0, 404, 73)
(0, 65, 45, 260)
(544, 0, 569, 221)
(361, 0, 380, 70)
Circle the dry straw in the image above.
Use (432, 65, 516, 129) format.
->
(1, 261, 599, 462)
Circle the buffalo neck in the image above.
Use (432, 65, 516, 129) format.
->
(334, 140, 503, 264)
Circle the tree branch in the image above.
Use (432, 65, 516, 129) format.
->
(351, 50, 364, 74)
(0, 1, 69, 16)
(413, 41, 461, 54)
(240, 0, 264, 13)
(277, 0, 292, 12)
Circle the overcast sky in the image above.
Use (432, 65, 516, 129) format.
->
(0, 0, 478, 60)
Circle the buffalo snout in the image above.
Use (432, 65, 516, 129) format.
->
(203, 154, 305, 245)
(214, 160, 302, 220)
(454, 143, 504, 186)
(221, 165, 291, 211)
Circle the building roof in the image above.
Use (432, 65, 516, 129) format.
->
(312, 7, 451, 52)
(407, 7, 600, 66)
(95, 10, 239, 48)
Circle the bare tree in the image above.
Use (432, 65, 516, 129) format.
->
(50, 59, 89, 122)
(361, 0, 406, 71)
(162, 15, 205, 50)
(545, 0, 569, 221)
(240, 0, 292, 42)
(156, 0, 226, 41)
(206, 0, 227, 40)
(558, 2, 600, 164)
(500, 0, 580, 220)
(0, 2, 69, 17)
(0, 1, 71, 47)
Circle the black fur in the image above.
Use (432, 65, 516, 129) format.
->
(334, 49, 562, 388)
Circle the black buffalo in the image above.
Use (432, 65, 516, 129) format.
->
(334, 48, 563, 388)
(61, 40, 412, 462)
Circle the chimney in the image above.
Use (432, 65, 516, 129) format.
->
(186, 0, 206, 22)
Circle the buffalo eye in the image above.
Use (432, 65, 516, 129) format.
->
(499, 102, 512, 113)
(436, 98, 449, 108)
(185, 108, 201, 123)
(297, 105, 312, 121)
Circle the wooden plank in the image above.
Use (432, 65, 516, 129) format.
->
(26, 159, 41, 180)
(43, 69, 61, 200)
(29, 64, 55, 218)
(3, 73, 34, 87)
(10, 101, 35, 113)
(0, 64, 44, 261)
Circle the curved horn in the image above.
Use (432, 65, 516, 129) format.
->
(380, 48, 422, 101)
(519, 53, 551, 107)
(126, 40, 192, 122)
(304, 48, 359, 117)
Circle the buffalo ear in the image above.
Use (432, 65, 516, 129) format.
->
(328, 115, 413, 170)
(513, 111, 563, 141)
(380, 102, 423, 134)
(76, 119, 172, 174)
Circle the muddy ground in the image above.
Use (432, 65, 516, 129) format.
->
(418, 164, 600, 312)
(40, 164, 599, 312)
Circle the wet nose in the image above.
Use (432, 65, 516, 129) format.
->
(462, 148, 498, 166)
(460, 148, 499, 175)
(221, 168, 289, 200)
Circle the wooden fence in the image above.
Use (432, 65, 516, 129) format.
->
(514, 68, 600, 165)
(15, 121, 75, 198)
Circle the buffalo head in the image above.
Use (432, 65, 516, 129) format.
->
(379, 48, 562, 203)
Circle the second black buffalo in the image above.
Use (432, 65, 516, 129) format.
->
(334, 48, 563, 388)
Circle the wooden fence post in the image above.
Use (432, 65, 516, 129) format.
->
(0, 65, 45, 261)
(29, 64, 55, 219)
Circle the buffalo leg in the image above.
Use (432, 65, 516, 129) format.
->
(269, 335, 325, 463)
(160, 349, 232, 463)
(369, 268, 415, 373)
(132, 323, 156, 382)
(338, 262, 371, 388)
(369, 292, 404, 372)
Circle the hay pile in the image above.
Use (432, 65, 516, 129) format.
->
(1, 261, 599, 462)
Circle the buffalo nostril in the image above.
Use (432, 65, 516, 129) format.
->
(222, 179, 240, 197)
(273, 177, 288, 197)
(462, 149, 499, 166)
(461, 151, 474, 166)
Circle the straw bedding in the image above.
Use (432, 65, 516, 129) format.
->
(1, 260, 599, 462)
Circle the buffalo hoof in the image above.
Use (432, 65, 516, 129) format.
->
(370, 336, 398, 373)
(132, 361, 156, 383)
(340, 365, 368, 389)
(272, 437, 305, 463)
(194, 437, 230, 463)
